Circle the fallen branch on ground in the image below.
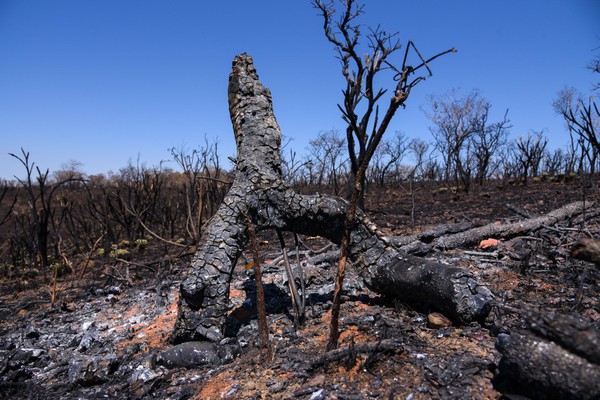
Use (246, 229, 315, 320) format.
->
(310, 338, 403, 368)
(388, 201, 594, 254)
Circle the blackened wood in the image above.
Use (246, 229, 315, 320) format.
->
(523, 309, 600, 365)
(495, 331, 600, 400)
(435, 201, 593, 250)
(387, 221, 477, 254)
(171, 53, 493, 344)
(310, 339, 403, 368)
(369, 253, 492, 323)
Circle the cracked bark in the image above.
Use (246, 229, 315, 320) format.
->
(170, 53, 493, 344)
(494, 310, 600, 400)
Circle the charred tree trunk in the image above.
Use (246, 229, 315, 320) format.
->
(494, 309, 600, 400)
(170, 54, 493, 344)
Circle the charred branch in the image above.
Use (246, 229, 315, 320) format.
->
(429, 201, 591, 251)
(310, 338, 403, 369)
(495, 331, 600, 400)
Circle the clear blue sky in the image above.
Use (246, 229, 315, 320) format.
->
(1, 1, 599, 180)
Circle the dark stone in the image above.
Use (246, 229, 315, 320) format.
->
(68, 354, 119, 386)
(8, 348, 43, 370)
(24, 324, 40, 339)
(76, 329, 101, 353)
(157, 340, 240, 369)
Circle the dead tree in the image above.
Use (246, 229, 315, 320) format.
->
(553, 87, 599, 175)
(9, 149, 82, 272)
(314, 0, 457, 350)
(0, 181, 17, 227)
(515, 131, 548, 184)
(170, 54, 492, 345)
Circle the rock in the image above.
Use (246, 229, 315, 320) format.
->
(106, 285, 123, 295)
(268, 381, 286, 394)
(8, 347, 44, 369)
(129, 364, 161, 383)
(157, 340, 240, 369)
(81, 321, 95, 331)
(427, 312, 453, 329)
(479, 238, 499, 249)
(307, 373, 326, 387)
(0, 350, 9, 373)
(68, 354, 119, 386)
(77, 328, 101, 353)
(24, 324, 40, 339)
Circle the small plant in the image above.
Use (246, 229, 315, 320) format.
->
(109, 248, 131, 260)
(135, 239, 148, 251)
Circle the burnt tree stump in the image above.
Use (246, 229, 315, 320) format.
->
(170, 54, 492, 344)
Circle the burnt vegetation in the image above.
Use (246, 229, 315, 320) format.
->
(1, 116, 597, 286)
(1, 1, 600, 399)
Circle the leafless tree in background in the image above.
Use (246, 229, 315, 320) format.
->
(553, 87, 599, 175)
(471, 105, 510, 186)
(426, 90, 480, 191)
(9, 149, 82, 275)
(589, 50, 600, 91)
(0, 180, 17, 227)
(515, 131, 548, 185)
(368, 131, 408, 188)
(281, 136, 310, 186)
(307, 129, 348, 195)
(407, 138, 430, 226)
(426, 89, 510, 191)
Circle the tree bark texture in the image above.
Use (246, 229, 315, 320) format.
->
(495, 332, 600, 400)
(170, 54, 493, 344)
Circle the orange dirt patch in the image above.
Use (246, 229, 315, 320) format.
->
(115, 292, 179, 351)
(195, 369, 237, 400)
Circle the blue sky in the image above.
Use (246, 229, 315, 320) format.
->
(1, 1, 599, 180)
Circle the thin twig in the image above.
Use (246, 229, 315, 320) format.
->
(276, 229, 303, 327)
(294, 233, 306, 314)
(244, 212, 273, 362)
(122, 203, 189, 248)
(79, 233, 106, 278)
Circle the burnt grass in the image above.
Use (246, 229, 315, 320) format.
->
(1, 179, 598, 399)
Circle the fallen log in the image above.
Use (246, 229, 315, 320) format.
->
(309, 338, 403, 369)
(170, 54, 493, 345)
(495, 331, 600, 400)
(387, 221, 478, 254)
(435, 201, 593, 250)
(388, 201, 595, 255)
(523, 309, 600, 364)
